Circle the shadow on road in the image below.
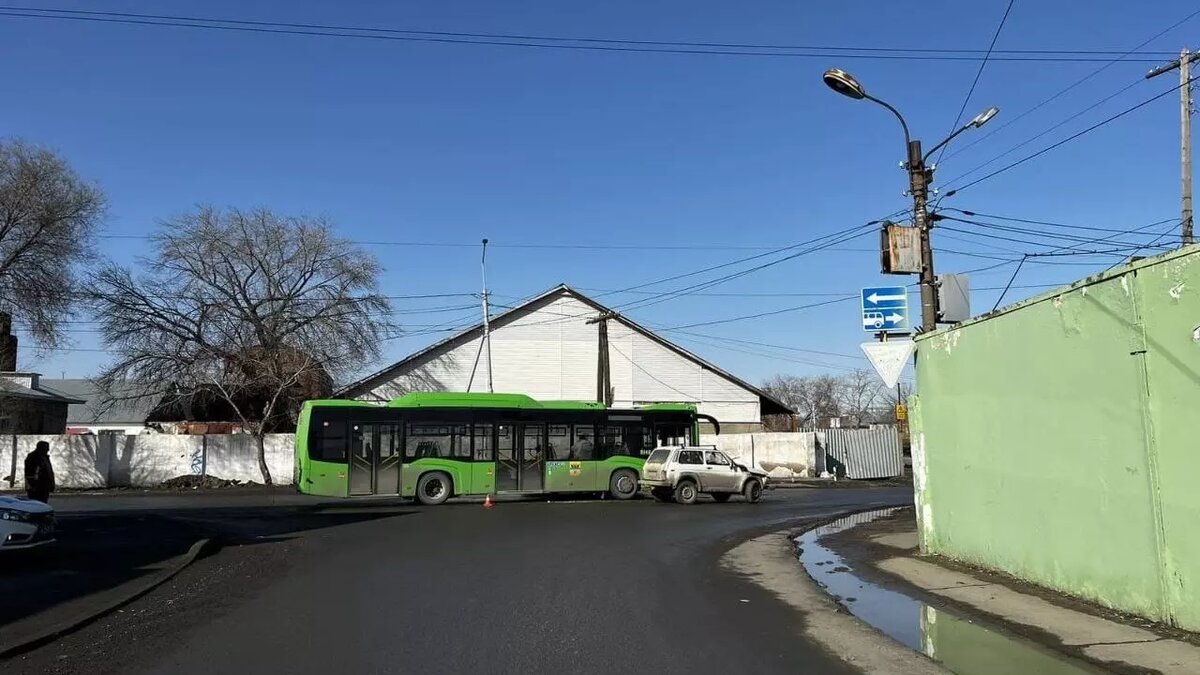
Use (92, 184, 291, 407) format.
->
(0, 501, 416, 629)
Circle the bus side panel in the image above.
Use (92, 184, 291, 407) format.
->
(470, 461, 494, 495)
(401, 459, 474, 497)
(592, 457, 645, 491)
(545, 460, 595, 492)
(304, 459, 349, 497)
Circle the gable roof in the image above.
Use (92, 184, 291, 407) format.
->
(39, 379, 159, 425)
(337, 284, 793, 415)
(0, 377, 86, 404)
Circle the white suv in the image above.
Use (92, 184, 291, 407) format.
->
(0, 495, 55, 550)
(640, 446, 767, 504)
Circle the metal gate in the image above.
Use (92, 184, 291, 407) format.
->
(821, 426, 903, 479)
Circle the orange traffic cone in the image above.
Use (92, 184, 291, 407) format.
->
(483, 494, 494, 508)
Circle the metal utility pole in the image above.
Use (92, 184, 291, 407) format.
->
(466, 238, 494, 393)
(1147, 49, 1196, 246)
(906, 141, 938, 332)
(586, 311, 617, 407)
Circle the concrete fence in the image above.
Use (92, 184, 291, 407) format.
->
(700, 427, 905, 480)
(700, 432, 820, 479)
(1, 434, 296, 489)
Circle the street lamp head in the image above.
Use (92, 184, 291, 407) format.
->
(970, 106, 1000, 128)
(822, 68, 867, 100)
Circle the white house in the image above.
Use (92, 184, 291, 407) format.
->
(337, 285, 791, 431)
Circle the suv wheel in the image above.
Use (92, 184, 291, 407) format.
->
(674, 479, 698, 505)
(742, 478, 763, 504)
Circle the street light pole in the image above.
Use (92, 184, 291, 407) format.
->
(822, 68, 999, 332)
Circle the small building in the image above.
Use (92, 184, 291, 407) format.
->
(0, 372, 85, 434)
(40, 379, 160, 435)
(337, 285, 792, 431)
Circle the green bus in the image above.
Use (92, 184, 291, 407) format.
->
(295, 392, 719, 504)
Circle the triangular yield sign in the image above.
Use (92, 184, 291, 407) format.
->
(860, 340, 917, 389)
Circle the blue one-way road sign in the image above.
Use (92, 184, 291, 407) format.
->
(861, 286, 909, 333)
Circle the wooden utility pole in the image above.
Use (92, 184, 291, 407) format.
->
(1147, 48, 1196, 246)
(586, 312, 617, 407)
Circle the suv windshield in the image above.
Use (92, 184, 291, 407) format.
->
(646, 449, 671, 464)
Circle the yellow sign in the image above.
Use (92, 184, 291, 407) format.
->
(569, 461, 582, 470)
(569, 469, 582, 477)
(895, 404, 907, 421)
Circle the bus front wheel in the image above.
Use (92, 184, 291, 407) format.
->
(416, 472, 452, 506)
(609, 469, 638, 500)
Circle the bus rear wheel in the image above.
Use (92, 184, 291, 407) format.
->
(416, 472, 452, 506)
(609, 469, 638, 500)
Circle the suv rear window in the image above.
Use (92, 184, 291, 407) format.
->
(677, 450, 703, 465)
(646, 449, 671, 464)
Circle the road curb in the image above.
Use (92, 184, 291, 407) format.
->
(722, 508, 946, 675)
(0, 537, 218, 659)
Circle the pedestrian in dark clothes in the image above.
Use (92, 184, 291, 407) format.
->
(24, 440, 54, 503)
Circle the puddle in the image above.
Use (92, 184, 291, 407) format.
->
(795, 509, 1106, 675)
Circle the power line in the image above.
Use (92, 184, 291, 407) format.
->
(933, 0, 1016, 168)
(940, 6, 1200, 164)
(940, 215, 1176, 250)
(98, 233, 813, 252)
(941, 208, 1168, 235)
(943, 76, 1197, 195)
(1, 6, 1182, 57)
(0, 7, 1174, 62)
(658, 296, 857, 331)
(614, 226, 878, 312)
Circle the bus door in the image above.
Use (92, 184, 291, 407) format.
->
(349, 422, 402, 496)
(495, 421, 544, 492)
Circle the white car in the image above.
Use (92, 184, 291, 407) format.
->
(0, 495, 55, 550)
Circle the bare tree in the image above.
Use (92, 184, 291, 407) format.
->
(85, 207, 397, 483)
(0, 140, 105, 347)
(761, 374, 842, 430)
(835, 369, 884, 428)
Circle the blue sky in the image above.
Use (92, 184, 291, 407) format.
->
(3, 0, 1195, 384)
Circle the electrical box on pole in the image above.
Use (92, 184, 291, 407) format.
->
(936, 273, 971, 324)
(880, 222, 922, 274)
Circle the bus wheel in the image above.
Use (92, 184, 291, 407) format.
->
(674, 479, 698, 505)
(417, 472, 452, 506)
(609, 469, 638, 500)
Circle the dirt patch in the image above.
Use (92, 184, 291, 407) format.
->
(158, 475, 263, 490)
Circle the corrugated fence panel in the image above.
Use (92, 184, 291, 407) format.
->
(821, 427, 903, 479)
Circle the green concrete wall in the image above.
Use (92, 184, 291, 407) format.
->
(911, 246, 1200, 630)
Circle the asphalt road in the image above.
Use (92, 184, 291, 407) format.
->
(6, 487, 911, 675)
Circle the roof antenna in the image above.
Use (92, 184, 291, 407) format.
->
(466, 238, 494, 393)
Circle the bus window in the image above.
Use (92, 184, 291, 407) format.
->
(655, 423, 690, 447)
(623, 424, 654, 457)
(452, 425, 470, 459)
(600, 425, 625, 458)
(548, 425, 570, 460)
(406, 424, 454, 459)
(312, 417, 348, 461)
(473, 425, 494, 461)
(570, 425, 595, 460)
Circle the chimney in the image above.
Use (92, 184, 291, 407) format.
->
(0, 312, 16, 371)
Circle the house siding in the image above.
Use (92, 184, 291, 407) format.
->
(350, 290, 766, 424)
